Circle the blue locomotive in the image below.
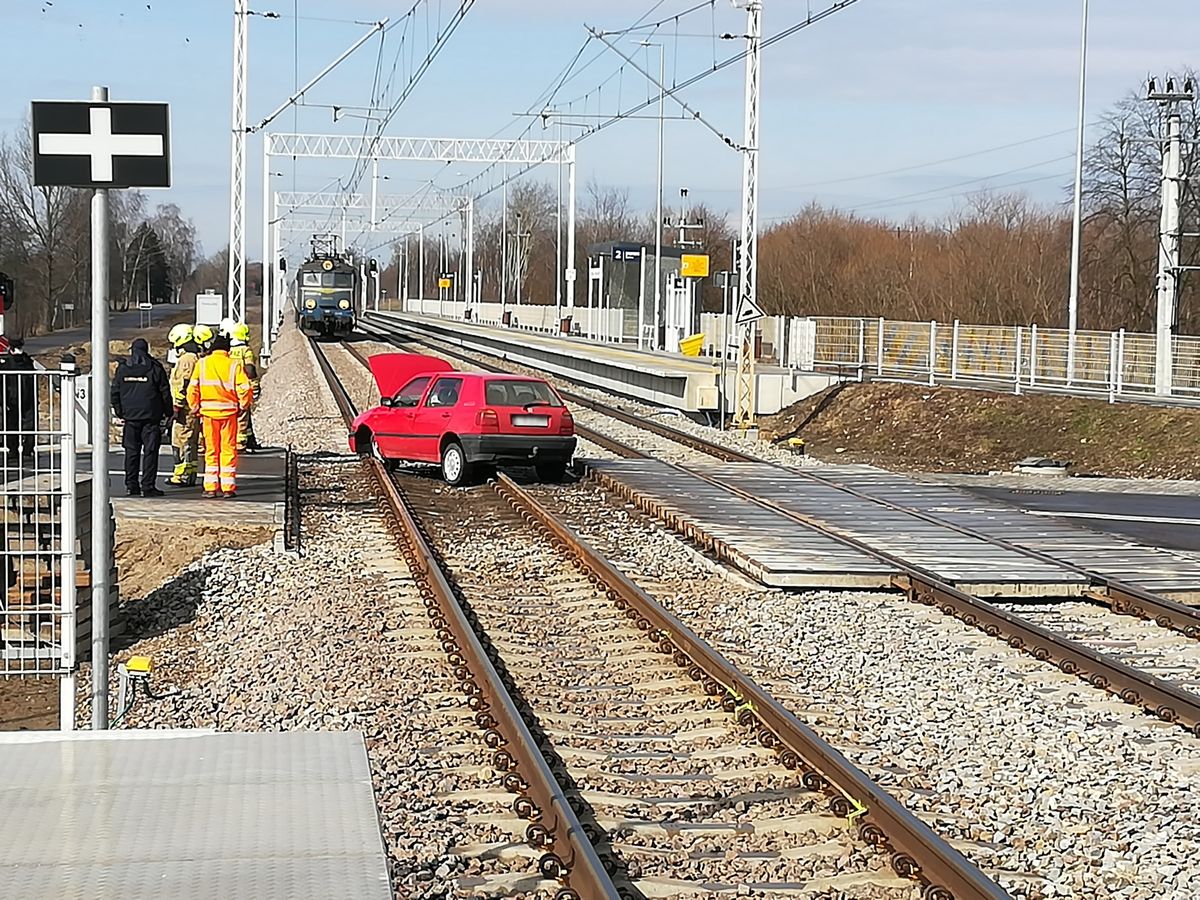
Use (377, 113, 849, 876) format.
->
(295, 243, 358, 338)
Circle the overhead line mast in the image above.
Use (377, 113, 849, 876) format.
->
(228, 0, 249, 322)
(733, 0, 763, 429)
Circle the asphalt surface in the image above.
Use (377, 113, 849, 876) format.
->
(966, 487, 1200, 553)
(21, 305, 189, 356)
(21, 295, 265, 358)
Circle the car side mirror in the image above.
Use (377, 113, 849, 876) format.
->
(380, 396, 394, 408)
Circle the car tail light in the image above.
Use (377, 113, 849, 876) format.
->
(559, 409, 574, 435)
(476, 408, 499, 433)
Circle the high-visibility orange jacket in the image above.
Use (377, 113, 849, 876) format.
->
(187, 350, 252, 419)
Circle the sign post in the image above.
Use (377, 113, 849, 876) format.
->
(32, 89, 171, 729)
(88, 86, 112, 731)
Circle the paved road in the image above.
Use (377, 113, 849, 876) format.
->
(22, 295, 265, 358)
(966, 487, 1200, 554)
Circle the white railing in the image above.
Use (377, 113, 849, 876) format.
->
(797, 316, 1199, 402)
(398, 297, 625, 341)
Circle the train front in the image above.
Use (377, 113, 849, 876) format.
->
(297, 258, 358, 337)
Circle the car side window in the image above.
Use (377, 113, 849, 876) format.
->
(395, 376, 431, 407)
(424, 377, 462, 408)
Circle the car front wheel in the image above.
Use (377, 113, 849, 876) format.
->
(441, 441, 472, 487)
(369, 434, 396, 472)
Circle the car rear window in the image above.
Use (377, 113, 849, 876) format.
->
(485, 379, 562, 407)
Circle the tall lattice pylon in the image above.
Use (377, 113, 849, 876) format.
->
(227, 0, 248, 322)
(733, 0, 762, 428)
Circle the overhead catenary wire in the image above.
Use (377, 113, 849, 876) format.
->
(445, 0, 862, 205)
(844, 154, 1076, 213)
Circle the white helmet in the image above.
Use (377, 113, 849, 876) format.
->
(218, 316, 237, 338)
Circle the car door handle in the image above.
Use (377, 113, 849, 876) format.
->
(440, 412, 450, 418)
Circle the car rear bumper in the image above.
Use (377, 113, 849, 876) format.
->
(461, 434, 576, 465)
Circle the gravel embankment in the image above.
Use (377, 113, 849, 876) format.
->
(532, 481, 1200, 900)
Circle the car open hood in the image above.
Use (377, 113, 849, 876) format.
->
(367, 352, 454, 398)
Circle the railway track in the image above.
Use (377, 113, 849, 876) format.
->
(315, 337, 1008, 900)
(354, 318, 1200, 735)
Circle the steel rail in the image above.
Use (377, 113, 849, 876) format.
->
(492, 473, 1009, 900)
(309, 339, 618, 900)
(359, 319, 1200, 641)
(353, 321, 1200, 730)
(568, 402, 1200, 643)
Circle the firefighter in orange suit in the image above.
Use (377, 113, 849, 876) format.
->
(187, 329, 252, 498)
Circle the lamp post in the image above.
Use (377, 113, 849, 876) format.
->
(1066, 0, 1088, 385)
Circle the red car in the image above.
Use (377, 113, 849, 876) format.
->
(348, 352, 577, 486)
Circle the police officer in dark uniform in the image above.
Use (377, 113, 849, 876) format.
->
(0, 338, 36, 458)
(111, 338, 172, 496)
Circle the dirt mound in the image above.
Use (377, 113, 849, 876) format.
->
(116, 521, 275, 602)
(760, 382, 1200, 480)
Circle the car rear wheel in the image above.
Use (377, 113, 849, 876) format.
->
(441, 441, 472, 487)
(535, 459, 568, 484)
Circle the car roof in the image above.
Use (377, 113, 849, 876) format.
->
(474, 373, 551, 382)
(423, 372, 551, 383)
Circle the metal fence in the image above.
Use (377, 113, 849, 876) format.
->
(0, 361, 81, 699)
(800, 316, 1200, 403)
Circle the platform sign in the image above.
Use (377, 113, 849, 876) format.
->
(195, 291, 224, 325)
(680, 254, 710, 278)
(31, 101, 170, 189)
(438, 277, 452, 290)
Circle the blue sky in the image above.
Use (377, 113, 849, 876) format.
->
(4, 0, 1197, 260)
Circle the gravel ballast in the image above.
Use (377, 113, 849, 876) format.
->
(533, 481, 1200, 900)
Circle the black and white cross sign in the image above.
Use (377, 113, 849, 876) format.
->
(31, 101, 171, 189)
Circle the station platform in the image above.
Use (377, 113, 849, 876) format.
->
(0, 729, 392, 898)
(586, 459, 896, 589)
(79, 446, 287, 527)
(362, 311, 835, 416)
(588, 458, 1089, 598)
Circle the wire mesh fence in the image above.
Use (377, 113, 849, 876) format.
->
(802, 316, 1200, 402)
(0, 361, 80, 677)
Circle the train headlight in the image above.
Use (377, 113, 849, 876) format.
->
(304, 298, 316, 310)
(338, 299, 351, 310)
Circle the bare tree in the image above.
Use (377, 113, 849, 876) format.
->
(150, 203, 199, 303)
(0, 126, 88, 333)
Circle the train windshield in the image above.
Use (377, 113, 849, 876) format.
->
(301, 270, 355, 308)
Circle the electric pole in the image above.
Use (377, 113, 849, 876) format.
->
(1148, 75, 1195, 396)
(733, 0, 762, 429)
(227, 0, 248, 322)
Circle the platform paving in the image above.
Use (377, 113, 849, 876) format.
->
(590, 458, 1090, 598)
(0, 730, 392, 899)
(79, 446, 286, 526)
(586, 459, 896, 589)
